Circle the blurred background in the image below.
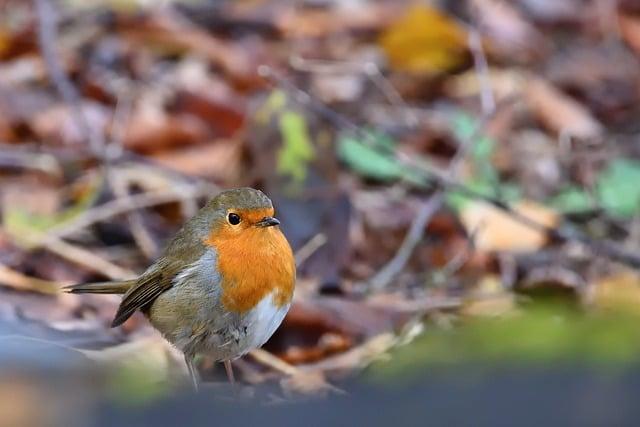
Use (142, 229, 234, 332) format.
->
(3, 0, 640, 425)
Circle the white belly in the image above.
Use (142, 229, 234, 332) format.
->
(197, 292, 290, 361)
(243, 293, 290, 352)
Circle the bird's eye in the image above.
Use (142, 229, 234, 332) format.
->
(228, 213, 241, 225)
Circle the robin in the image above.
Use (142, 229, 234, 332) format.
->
(65, 188, 296, 388)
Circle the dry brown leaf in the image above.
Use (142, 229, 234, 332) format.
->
(446, 68, 525, 102)
(277, 2, 397, 38)
(31, 103, 110, 146)
(619, 13, 640, 56)
(120, 11, 254, 79)
(123, 111, 209, 152)
(151, 141, 242, 182)
(525, 78, 603, 139)
(461, 200, 558, 252)
(471, 0, 545, 60)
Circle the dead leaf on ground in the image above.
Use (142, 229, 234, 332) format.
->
(123, 108, 210, 152)
(277, 2, 398, 38)
(460, 200, 559, 252)
(471, 0, 546, 60)
(379, 4, 468, 75)
(151, 140, 242, 182)
(524, 78, 603, 139)
(619, 13, 640, 56)
(31, 102, 110, 146)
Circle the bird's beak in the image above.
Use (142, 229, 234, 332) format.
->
(256, 216, 280, 227)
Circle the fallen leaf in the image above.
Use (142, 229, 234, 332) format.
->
(460, 200, 558, 251)
(619, 13, 640, 56)
(379, 4, 468, 75)
(123, 106, 210, 152)
(277, 111, 315, 183)
(471, 0, 546, 60)
(596, 159, 640, 218)
(151, 140, 242, 183)
(525, 78, 603, 139)
(593, 271, 640, 313)
(31, 102, 110, 146)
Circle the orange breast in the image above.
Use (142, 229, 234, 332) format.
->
(206, 224, 295, 314)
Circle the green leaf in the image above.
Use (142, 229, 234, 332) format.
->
(596, 159, 640, 218)
(337, 133, 424, 184)
(549, 187, 594, 213)
(277, 111, 315, 183)
(451, 111, 498, 183)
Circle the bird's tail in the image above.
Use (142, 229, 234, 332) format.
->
(64, 280, 135, 295)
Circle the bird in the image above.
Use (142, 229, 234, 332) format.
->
(65, 188, 296, 388)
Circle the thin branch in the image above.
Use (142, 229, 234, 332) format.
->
(0, 264, 63, 294)
(44, 186, 211, 241)
(295, 233, 327, 267)
(34, 0, 105, 156)
(39, 235, 136, 280)
(369, 192, 444, 291)
(467, 27, 495, 117)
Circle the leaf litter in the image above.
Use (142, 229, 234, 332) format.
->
(2, 0, 640, 419)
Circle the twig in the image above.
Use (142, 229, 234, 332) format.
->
(289, 56, 419, 127)
(34, 0, 105, 156)
(0, 264, 63, 294)
(250, 348, 299, 376)
(109, 175, 160, 260)
(39, 235, 136, 280)
(295, 233, 327, 267)
(298, 333, 396, 374)
(250, 348, 345, 394)
(369, 192, 444, 291)
(467, 27, 495, 117)
(0, 149, 62, 176)
(44, 187, 210, 241)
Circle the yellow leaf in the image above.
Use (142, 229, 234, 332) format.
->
(461, 200, 558, 252)
(379, 4, 467, 74)
(593, 271, 640, 313)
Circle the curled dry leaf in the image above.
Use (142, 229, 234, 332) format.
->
(460, 200, 559, 252)
(524, 78, 603, 139)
